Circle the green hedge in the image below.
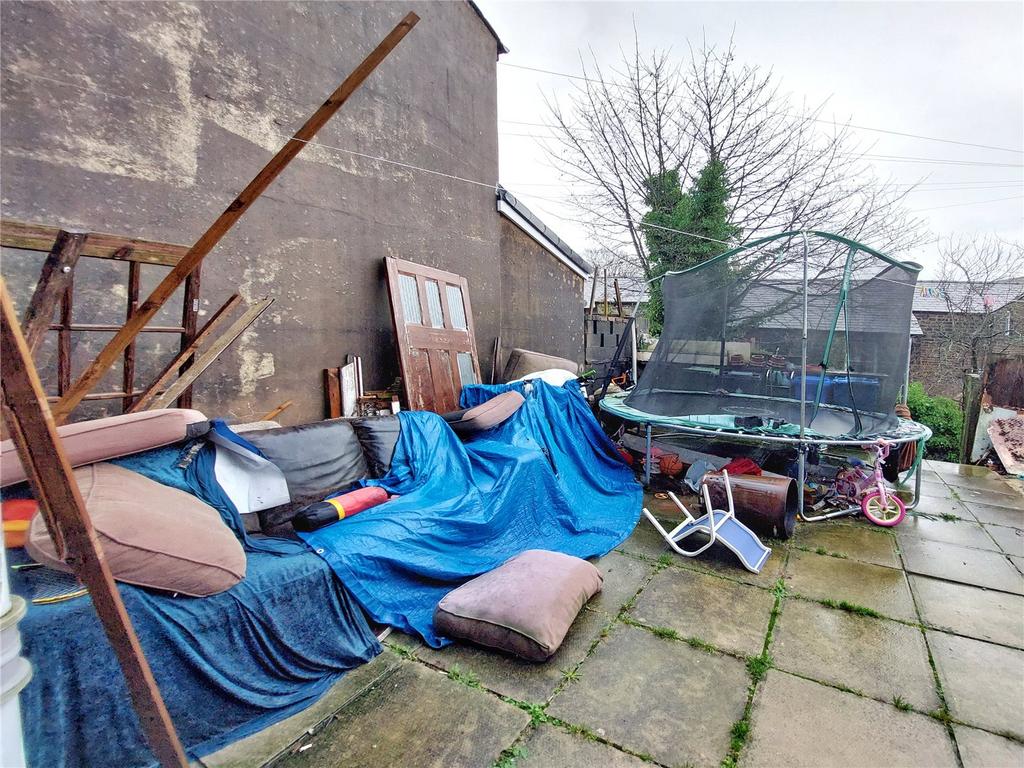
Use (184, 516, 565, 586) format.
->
(906, 382, 963, 463)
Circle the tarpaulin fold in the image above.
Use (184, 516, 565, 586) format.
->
(302, 380, 642, 647)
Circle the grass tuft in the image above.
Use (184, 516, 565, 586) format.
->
(746, 653, 773, 683)
(939, 512, 959, 522)
(447, 664, 481, 689)
(686, 636, 718, 654)
(387, 642, 414, 660)
(657, 553, 674, 567)
(493, 746, 527, 768)
(892, 695, 913, 712)
(649, 624, 682, 641)
(821, 598, 883, 619)
(560, 666, 582, 684)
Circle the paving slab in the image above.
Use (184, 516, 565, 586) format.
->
(616, 519, 669, 560)
(630, 566, 775, 657)
(771, 599, 939, 710)
(954, 725, 1024, 768)
(793, 522, 899, 567)
(900, 537, 1024, 595)
(910, 575, 1024, 649)
(587, 550, 653, 617)
(897, 515, 1002, 551)
(785, 549, 918, 621)
(276, 661, 530, 768)
(678, 538, 787, 589)
(908, 492, 976, 521)
(985, 524, 1024, 556)
(929, 631, 1024, 740)
(918, 478, 962, 498)
(745, 670, 957, 768)
(547, 624, 749, 768)
(516, 724, 649, 767)
(417, 604, 610, 703)
(964, 501, 1024, 528)
(203, 652, 403, 768)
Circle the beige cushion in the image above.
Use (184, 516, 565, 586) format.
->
(26, 463, 245, 597)
(1, 409, 208, 488)
(433, 550, 602, 662)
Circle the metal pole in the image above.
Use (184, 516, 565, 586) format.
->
(645, 423, 653, 486)
(798, 231, 810, 520)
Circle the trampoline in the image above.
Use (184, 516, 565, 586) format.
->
(600, 230, 932, 522)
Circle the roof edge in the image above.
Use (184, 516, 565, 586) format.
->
(465, 1, 509, 56)
(497, 186, 593, 277)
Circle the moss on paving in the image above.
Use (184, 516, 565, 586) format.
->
(819, 598, 884, 619)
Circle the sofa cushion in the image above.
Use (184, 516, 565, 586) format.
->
(442, 391, 525, 436)
(244, 419, 369, 499)
(26, 463, 245, 597)
(1, 409, 208, 488)
(433, 549, 603, 662)
(351, 416, 402, 478)
(501, 348, 578, 383)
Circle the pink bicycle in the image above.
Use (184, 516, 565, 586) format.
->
(834, 441, 906, 526)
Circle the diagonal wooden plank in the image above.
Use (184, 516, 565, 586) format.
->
(146, 298, 274, 410)
(21, 229, 87, 354)
(52, 11, 420, 424)
(0, 279, 188, 768)
(128, 293, 243, 413)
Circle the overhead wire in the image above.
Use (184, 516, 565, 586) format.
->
(498, 61, 1024, 155)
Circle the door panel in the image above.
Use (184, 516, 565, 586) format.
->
(385, 257, 481, 413)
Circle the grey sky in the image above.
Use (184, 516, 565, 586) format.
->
(478, 0, 1024, 275)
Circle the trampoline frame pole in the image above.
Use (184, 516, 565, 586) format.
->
(798, 231, 809, 519)
(645, 422, 653, 486)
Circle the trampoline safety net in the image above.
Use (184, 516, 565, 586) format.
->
(625, 231, 921, 438)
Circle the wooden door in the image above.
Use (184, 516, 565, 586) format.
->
(384, 257, 481, 413)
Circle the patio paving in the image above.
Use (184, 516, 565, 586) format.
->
(745, 671, 957, 768)
(217, 462, 1024, 768)
(546, 624, 750, 768)
(771, 598, 939, 710)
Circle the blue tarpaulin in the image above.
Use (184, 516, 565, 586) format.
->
(14, 443, 381, 768)
(302, 380, 642, 647)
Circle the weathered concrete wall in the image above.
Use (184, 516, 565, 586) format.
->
(1, 1, 503, 423)
(498, 217, 584, 366)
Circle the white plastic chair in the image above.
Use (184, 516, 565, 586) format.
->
(642, 470, 772, 574)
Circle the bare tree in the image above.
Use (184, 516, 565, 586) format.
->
(931, 236, 1024, 376)
(544, 37, 927, 281)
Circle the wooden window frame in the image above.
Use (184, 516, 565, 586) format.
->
(0, 219, 201, 412)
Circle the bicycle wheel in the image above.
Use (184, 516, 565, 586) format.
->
(861, 490, 906, 527)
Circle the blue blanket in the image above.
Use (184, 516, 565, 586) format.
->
(14, 442, 381, 768)
(302, 380, 642, 647)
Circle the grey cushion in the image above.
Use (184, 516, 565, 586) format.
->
(501, 348, 578, 383)
(433, 550, 603, 662)
(442, 391, 525, 436)
(244, 419, 369, 499)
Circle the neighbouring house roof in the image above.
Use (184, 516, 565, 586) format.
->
(497, 186, 593, 278)
(912, 280, 1024, 313)
(584, 274, 648, 307)
(465, 1, 509, 56)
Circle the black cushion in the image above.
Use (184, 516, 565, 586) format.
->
(351, 416, 401, 478)
(244, 419, 369, 499)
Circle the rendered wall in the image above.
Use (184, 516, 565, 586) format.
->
(498, 216, 585, 368)
(1, 1, 504, 423)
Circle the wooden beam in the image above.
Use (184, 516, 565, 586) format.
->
(1, 220, 188, 266)
(613, 278, 624, 318)
(0, 280, 188, 768)
(52, 11, 420, 424)
(177, 266, 202, 409)
(127, 294, 243, 413)
(260, 400, 294, 422)
(123, 257, 140, 411)
(324, 368, 342, 419)
(21, 229, 86, 354)
(146, 298, 275, 410)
